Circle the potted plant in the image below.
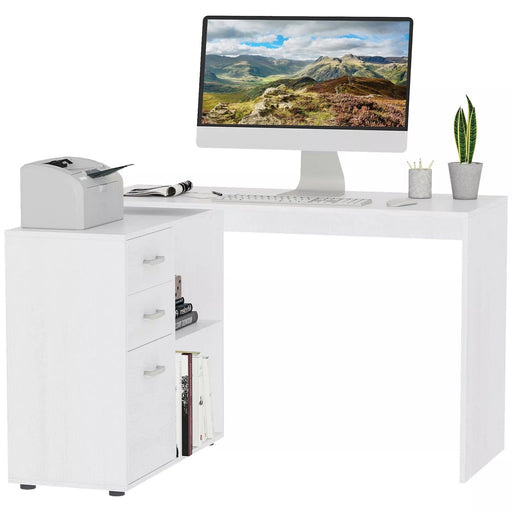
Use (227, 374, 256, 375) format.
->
(449, 96, 482, 199)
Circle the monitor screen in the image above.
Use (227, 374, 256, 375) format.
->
(198, 17, 412, 131)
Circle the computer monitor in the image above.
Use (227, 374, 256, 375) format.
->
(197, 16, 413, 195)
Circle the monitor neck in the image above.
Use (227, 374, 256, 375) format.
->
(284, 151, 345, 197)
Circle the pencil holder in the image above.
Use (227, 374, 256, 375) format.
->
(408, 168, 432, 199)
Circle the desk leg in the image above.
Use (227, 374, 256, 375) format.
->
(460, 202, 507, 482)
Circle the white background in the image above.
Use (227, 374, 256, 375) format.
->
(0, 0, 511, 510)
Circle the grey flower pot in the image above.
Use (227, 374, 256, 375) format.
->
(409, 168, 432, 199)
(448, 162, 483, 200)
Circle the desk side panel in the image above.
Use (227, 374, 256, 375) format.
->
(460, 200, 507, 481)
(6, 233, 127, 489)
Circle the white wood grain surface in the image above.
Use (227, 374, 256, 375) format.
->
(460, 200, 507, 481)
(125, 188, 507, 482)
(6, 234, 127, 489)
(6, 208, 225, 492)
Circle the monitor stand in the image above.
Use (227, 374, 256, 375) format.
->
(280, 151, 345, 197)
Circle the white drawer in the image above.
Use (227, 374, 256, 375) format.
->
(127, 335, 175, 484)
(126, 229, 173, 294)
(127, 282, 174, 351)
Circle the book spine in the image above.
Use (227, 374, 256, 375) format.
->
(175, 311, 198, 330)
(187, 353, 193, 456)
(203, 358, 214, 439)
(181, 353, 192, 456)
(175, 275, 182, 299)
(175, 355, 182, 457)
(175, 297, 185, 308)
(192, 355, 200, 447)
(175, 303, 193, 318)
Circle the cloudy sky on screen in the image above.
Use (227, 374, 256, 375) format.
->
(206, 19, 410, 60)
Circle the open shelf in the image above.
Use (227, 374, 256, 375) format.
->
(129, 432, 225, 489)
(175, 319, 222, 341)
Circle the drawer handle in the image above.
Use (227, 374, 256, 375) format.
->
(143, 309, 165, 320)
(143, 255, 166, 266)
(144, 365, 166, 377)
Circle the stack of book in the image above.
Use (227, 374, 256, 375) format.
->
(175, 274, 199, 331)
(175, 352, 214, 457)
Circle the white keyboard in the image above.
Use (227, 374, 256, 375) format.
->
(216, 194, 372, 207)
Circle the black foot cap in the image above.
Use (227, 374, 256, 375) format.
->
(20, 484, 36, 490)
(109, 491, 125, 497)
(210, 443, 215, 446)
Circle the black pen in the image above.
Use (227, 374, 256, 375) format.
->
(212, 191, 223, 196)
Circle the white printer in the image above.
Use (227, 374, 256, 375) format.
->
(21, 156, 125, 230)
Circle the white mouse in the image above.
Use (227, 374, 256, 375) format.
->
(386, 198, 418, 207)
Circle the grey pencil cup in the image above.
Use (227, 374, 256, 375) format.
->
(408, 168, 432, 199)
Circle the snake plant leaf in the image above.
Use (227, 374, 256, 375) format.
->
(453, 108, 459, 158)
(454, 107, 467, 163)
(466, 96, 477, 163)
(466, 95, 474, 112)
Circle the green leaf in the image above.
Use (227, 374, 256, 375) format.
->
(465, 96, 477, 163)
(454, 107, 467, 163)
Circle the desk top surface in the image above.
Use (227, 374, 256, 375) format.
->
(124, 186, 506, 217)
(7, 207, 211, 240)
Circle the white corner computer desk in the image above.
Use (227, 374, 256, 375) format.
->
(125, 186, 508, 483)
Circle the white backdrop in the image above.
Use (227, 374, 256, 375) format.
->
(0, 1, 511, 511)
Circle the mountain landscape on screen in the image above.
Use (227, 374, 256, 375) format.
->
(200, 19, 411, 128)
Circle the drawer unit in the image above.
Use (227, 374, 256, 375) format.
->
(127, 228, 173, 294)
(6, 208, 224, 495)
(127, 282, 174, 351)
(127, 335, 175, 484)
